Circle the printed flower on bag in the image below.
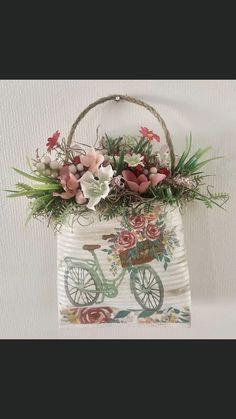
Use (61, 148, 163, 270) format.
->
(79, 307, 113, 324)
(102, 210, 180, 274)
(145, 223, 160, 241)
(117, 230, 137, 250)
(128, 215, 146, 230)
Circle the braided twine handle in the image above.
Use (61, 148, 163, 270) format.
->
(66, 94, 175, 169)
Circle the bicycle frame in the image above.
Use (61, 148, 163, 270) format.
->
(65, 251, 127, 290)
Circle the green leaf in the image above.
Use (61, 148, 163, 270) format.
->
(31, 183, 61, 191)
(116, 149, 125, 175)
(138, 309, 156, 318)
(26, 155, 34, 171)
(7, 190, 43, 198)
(173, 133, 192, 174)
(12, 167, 58, 184)
(191, 156, 224, 172)
(184, 146, 212, 171)
(114, 310, 130, 319)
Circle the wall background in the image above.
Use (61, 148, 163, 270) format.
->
(0, 80, 235, 338)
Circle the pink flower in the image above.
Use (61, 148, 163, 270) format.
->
(139, 127, 160, 142)
(122, 170, 151, 194)
(145, 223, 160, 241)
(53, 166, 79, 200)
(128, 215, 146, 230)
(80, 147, 104, 174)
(75, 190, 86, 204)
(150, 173, 166, 186)
(117, 230, 137, 249)
(72, 155, 81, 165)
(46, 130, 60, 151)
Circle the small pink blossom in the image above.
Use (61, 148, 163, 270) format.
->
(75, 190, 86, 204)
(46, 130, 60, 151)
(139, 127, 160, 142)
(122, 170, 151, 194)
(80, 148, 104, 174)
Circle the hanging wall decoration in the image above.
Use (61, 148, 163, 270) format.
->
(7, 95, 229, 326)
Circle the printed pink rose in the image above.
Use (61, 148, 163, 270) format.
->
(128, 215, 145, 230)
(117, 230, 136, 249)
(79, 307, 113, 324)
(145, 223, 160, 241)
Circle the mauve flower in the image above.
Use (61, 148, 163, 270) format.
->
(117, 230, 136, 249)
(139, 127, 160, 142)
(145, 223, 160, 241)
(46, 130, 60, 151)
(158, 167, 170, 177)
(80, 147, 104, 174)
(122, 170, 151, 193)
(75, 190, 87, 204)
(53, 166, 86, 203)
(128, 215, 146, 230)
(79, 307, 113, 324)
(72, 155, 81, 165)
(150, 173, 166, 187)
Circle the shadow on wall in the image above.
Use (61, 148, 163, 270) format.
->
(183, 201, 215, 301)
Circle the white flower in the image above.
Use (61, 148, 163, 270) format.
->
(124, 153, 144, 167)
(80, 164, 113, 210)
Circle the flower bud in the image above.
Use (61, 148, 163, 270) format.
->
(36, 162, 46, 172)
(41, 155, 51, 165)
(50, 160, 59, 170)
(69, 164, 77, 174)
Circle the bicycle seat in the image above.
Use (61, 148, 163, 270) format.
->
(83, 244, 101, 251)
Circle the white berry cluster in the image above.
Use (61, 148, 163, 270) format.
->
(35, 155, 60, 178)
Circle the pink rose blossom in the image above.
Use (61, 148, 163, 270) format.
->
(128, 215, 146, 230)
(145, 223, 160, 241)
(117, 230, 136, 250)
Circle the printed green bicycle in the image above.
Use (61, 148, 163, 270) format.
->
(64, 240, 164, 310)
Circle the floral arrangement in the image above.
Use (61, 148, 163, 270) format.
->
(102, 210, 180, 275)
(7, 125, 229, 229)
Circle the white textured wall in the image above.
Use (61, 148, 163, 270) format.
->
(0, 80, 235, 338)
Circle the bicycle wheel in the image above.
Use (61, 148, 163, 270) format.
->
(65, 264, 101, 306)
(130, 265, 164, 310)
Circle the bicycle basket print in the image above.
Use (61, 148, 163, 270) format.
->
(58, 207, 191, 325)
(9, 94, 228, 326)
